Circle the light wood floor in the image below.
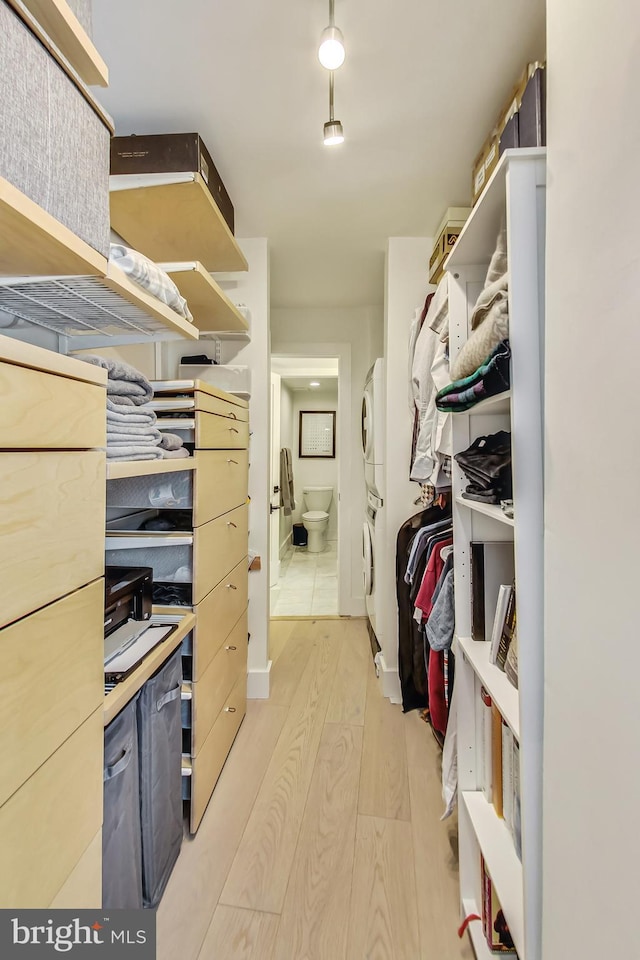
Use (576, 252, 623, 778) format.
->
(157, 617, 474, 960)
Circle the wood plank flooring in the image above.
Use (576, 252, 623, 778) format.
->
(157, 617, 473, 960)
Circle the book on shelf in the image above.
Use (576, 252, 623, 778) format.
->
(478, 686, 493, 801)
(490, 584, 512, 664)
(481, 856, 518, 954)
(471, 542, 515, 642)
(505, 623, 518, 688)
(496, 582, 516, 671)
(491, 703, 503, 818)
(502, 721, 514, 835)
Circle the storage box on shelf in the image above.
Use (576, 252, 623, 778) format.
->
(447, 149, 546, 960)
(0, 336, 106, 908)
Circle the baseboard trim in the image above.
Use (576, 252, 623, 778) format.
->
(374, 652, 402, 704)
(247, 661, 272, 699)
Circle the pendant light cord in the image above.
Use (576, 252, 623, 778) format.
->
(329, 0, 335, 27)
(329, 71, 335, 122)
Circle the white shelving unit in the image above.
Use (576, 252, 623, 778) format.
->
(448, 149, 546, 960)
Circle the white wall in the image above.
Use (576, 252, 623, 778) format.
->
(163, 239, 271, 699)
(378, 238, 433, 700)
(291, 387, 339, 540)
(271, 306, 383, 616)
(279, 381, 294, 552)
(543, 5, 640, 956)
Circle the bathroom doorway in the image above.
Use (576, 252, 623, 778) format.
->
(269, 355, 341, 617)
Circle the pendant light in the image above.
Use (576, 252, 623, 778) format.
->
(323, 71, 344, 146)
(318, 0, 345, 70)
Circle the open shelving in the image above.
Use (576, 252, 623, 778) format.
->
(160, 262, 249, 333)
(110, 173, 248, 274)
(0, 177, 199, 347)
(450, 149, 546, 960)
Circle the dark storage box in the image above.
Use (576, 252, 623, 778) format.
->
(519, 67, 546, 148)
(0, 0, 111, 255)
(111, 133, 235, 234)
(499, 112, 520, 156)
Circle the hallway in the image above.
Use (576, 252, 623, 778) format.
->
(157, 618, 472, 960)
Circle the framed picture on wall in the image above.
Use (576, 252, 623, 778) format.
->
(299, 410, 336, 458)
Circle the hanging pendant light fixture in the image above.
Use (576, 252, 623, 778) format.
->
(318, 0, 345, 70)
(323, 71, 344, 146)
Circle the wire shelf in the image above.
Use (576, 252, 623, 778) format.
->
(0, 276, 186, 338)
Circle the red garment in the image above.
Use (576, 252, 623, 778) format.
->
(415, 536, 453, 619)
(428, 651, 448, 735)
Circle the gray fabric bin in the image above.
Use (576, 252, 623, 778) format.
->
(0, 1, 110, 255)
(103, 696, 143, 910)
(137, 647, 183, 908)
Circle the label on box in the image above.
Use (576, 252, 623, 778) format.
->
(486, 143, 497, 169)
(474, 165, 486, 195)
(200, 153, 209, 184)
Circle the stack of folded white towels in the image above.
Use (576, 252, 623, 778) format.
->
(81, 355, 189, 461)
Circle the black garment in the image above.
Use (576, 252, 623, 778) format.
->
(455, 430, 512, 503)
(396, 503, 451, 712)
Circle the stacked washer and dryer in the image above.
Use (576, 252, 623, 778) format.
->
(362, 359, 385, 644)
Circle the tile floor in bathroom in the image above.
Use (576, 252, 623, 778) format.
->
(270, 540, 338, 617)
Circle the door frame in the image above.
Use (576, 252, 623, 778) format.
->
(269, 342, 351, 616)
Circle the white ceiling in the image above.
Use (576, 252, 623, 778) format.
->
(92, 0, 545, 309)
(282, 376, 338, 393)
(271, 356, 339, 378)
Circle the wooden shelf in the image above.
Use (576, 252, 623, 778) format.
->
(456, 636, 519, 738)
(104, 610, 195, 726)
(0, 333, 106, 385)
(455, 497, 514, 527)
(106, 457, 196, 481)
(446, 148, 546, 270)
(160, 262, 249, 333)
(14, 0, 109, 86)
(451, 390, 511, 416)
(461, 792, 524, 959)
(110, 174, 249, 273)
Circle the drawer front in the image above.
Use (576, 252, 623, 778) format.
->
(0, 361, 106, 449)
(195, 411, 249, 450)
(192, 612, 247, 754)
(49, 830, 102, 908)
(193, 558, 248, 679)
(194, 450, 248, 526)
(0, 709, 103, 907)
(0, 580, 103, 806)
(193, 504, 248, 604)
(195, 391, 250, 422)
(190, 673, 246, 833)
(0, 451, 106, 628)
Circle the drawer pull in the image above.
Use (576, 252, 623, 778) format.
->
(227, 458, 238, 465)
(229, 411, 238, 420)
(227, 521, 237, 529)
(225, 706, 237, 714)
(225, 645, 237, 651)
(226, 583, 238, 590)
(229, 427, 240, 434)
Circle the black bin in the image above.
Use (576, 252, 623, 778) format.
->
(292, 522, 308, 546)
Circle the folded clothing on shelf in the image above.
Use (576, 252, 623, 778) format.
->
(436, 341, 511, 412)
(109, 244, 193, 322)
(82, 354, 154, 405)
(455, 430, 512, 504)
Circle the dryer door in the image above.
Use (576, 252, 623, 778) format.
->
(361, 389, 374, 462)
(362, 520, 374, 596)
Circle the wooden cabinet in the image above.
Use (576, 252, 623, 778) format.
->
(194, 450, 248, 525)
(191, 557, 248, 680)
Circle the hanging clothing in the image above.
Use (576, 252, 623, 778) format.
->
(279, 448, 295, 516)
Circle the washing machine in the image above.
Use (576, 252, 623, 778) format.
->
(362, 489, 384, 637)
(362, 358, 385, 501)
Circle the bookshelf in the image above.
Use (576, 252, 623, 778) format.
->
(448, 149, 546, 960)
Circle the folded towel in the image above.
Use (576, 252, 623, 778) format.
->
(159, 433, 184, 451)
(110, 244, 193, 321)
(106, 399, 157, 424)
(107, 422, 161, 440)
(81, 354, 153, 405)
(107, 433, 161, 445)
(160, 447, 190, 459)
(107, 446, 163, 461)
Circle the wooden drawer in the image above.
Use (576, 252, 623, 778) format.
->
(194, 390, 249, 422)
(194, 449, 248, 526)
(49, 830, 102, 908)
(0, 580, 103, 806)
(0, 708, 103, 907)
(195, 410, 249, 450)
(190, 673, 246, 833)
(0, 359, 106, 449)
(192, 557, 248, 680)
(0, 450, 105, 628)
(193, 503, 248, 603)
(191, 612, 247, 754)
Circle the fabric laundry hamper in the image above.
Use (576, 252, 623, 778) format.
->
(103, 695, 143, 910)
(137, 646, 183, 908)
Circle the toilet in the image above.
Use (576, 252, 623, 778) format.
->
(301, 486, 333, 553)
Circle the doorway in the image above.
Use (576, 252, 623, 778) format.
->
(269, 356, 340, 616)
